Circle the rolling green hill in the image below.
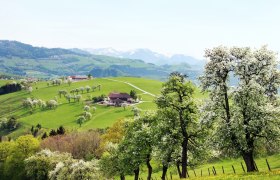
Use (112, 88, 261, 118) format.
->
(0, 77, 206, 139)
(0, 40, 201, 80)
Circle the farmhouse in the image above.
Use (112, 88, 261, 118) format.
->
(68, 75, 88, 81)
(108, 92, 132, 106)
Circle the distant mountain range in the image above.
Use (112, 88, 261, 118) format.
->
(85, 48, 206, 68)
(0, 40, 204, 81)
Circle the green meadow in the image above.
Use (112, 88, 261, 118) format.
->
(0, 77, 208, 138)
(0, 77, 164, 138)
(1, 77, 280, 180)
(126, 153, 280, 180)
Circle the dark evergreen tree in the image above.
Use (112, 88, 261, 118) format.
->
(49, 129, 57, 136)
(57, 126, 65, 135)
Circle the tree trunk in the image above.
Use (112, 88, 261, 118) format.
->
(181, 138, 188, 178)
(161, 164, 168, 180)
(134, 167, 140, 180)
(242, 151, 257, 172)
(120, 174, 125, 180)
(146, 155, 153, 180)
(176, 161, 182, 178)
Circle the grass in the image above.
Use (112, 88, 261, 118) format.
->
(0, 77, 163, 138)
(0, 77, 208, 138)
(126, 153, 280, 180)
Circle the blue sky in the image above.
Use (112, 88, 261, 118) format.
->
(1, 0, 280, 58)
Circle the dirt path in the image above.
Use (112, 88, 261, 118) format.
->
(103, 78, 156, 97)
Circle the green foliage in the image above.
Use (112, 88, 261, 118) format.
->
(77, 116, 86, 127)
(155, 72, 205, 178)
(200, 46, 280, 171)
(92, 94, 106, 103)
(129, 89, 137, 100)
(1, 135, 39, 179)
(0, 82, 22, 95)
(41, 130, 101, 159)
(0, 117, 18, 131)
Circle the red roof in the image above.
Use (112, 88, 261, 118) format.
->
(70, 75, 88, 79)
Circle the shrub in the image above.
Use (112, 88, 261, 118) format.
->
(92, 94, 106, 103)
(40, 131, 101, 159)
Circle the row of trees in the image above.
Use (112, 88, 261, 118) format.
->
(0, 117, 18, 131)
(99, 73, 205, 179)
(23, 98, 58, 111)
(76, 105, 95, 127)
(99, 46, 280, 179)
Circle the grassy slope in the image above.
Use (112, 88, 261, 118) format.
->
(0, 77, 207, 138)
(126, 154, 280, 180)
(0, 77, 163, 138)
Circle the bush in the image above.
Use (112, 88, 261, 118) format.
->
(92, 94, 106, 103)
(1, 135, 39, 179)
(40, 130, 101, 159)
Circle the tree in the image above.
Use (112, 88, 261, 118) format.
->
(57, 126, 65, 135)
(99, 149, 127, 180)
(0, 141, 13, 177)
(28, 86, 33, 94)
(79, 87, 85, 94)
(131, 106, 141, 117)
(84, 105, 90, 111)
(3, 135, 39, 179)
(49, 129, 57, 136)
(130, 90, 137, 100)
(58, 90, 67, 98)
(25, 149, 70, 180)
(200, 46, 280, 172)
(65, 94, 71, 103)
(92, 106, 97, 112)
(41, 131, 101, 159)
(36, 123, 42, 129)
(41, 132, 48, 139)
(85, 85, 91, 93)
(76, 94, 82, 102)
(155, 72, 199, 178)
(84, 111, 92, 120)
(37, 99, 46, 109)
(0, 118, 8, 129)
(46, 100, 58, 109)
(77, 116, 86, 127)
(153, 109, 182, 179)
(97, 120, 126, 157)
(121, 113, 156, 180)
(6, 117, 18, 131)
(67, 79, 72, 86)
(75, 88, 80, 94)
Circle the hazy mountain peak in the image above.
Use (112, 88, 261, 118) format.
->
(84, 48, 205, 66)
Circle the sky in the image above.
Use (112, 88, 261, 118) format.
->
(1, 0, 280, 59)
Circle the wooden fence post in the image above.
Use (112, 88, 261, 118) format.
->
(254, 161, 259, 171)
(222, 166, 225, 174)
(213, 166, 217, 175)
(193, 169, 196, 177)
(208, 168, 210, 176)
(201, 169, 202, 177)
(266, 159, 271, 171)
(232, 165, 236, 174)
(241, 162, 245, 173)
(170, 172, 172, 180)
